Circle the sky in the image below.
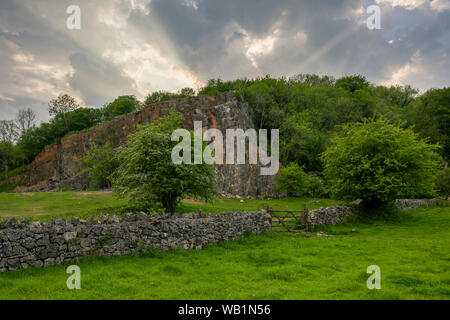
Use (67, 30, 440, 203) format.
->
(0, 0, 449, 122)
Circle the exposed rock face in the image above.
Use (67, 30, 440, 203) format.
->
(0, 211, 271, 272)
(13, 92, 276, 196)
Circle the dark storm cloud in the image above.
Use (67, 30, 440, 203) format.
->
(135, 0, 449, 87)
(0, 0, 139, 121)
(68, 52, 138, 107)
(0, 0, 449, 121)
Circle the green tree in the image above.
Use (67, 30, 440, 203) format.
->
(198, 78, 253, 95)
(81, 142, 119, 189)
(112, 111, 216, 213)
(275, 163, 308, 196)
(335, 75, 369, 93)
(67, 108, 103, 132)
(104, 96, 138, 119)
(322, 118, 440, 208)
(413, 87, 450, 160)
(290, 74, 335, 87)
(0, 120, 18, 178)
(434, 168, 450, 198)
(180, 87, 196, 97)
(0, 142, 14, 179)
(144, 88, 195, 105)
(48, 94, 80, 130)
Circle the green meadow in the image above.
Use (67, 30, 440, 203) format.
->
(0, 192, 448, 300)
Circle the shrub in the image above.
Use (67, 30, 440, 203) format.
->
(80, 142, 119, 189)
(112, 111, 217, 213)
(413, 87, 450, 160)
(276, 165, 328, 198)
(322, 118, 440, 208)
(144, 88, 195, 105)
(275, 163, 308, 196)
(104, 96, 138, 119)
(335, 75, 369, 93)
(435, 167, 450, 198)
(304, 173, 328, 198)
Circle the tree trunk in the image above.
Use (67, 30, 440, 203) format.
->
(162, 195, 177, 214)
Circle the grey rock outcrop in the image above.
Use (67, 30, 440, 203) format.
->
(11, 92, 276, 197)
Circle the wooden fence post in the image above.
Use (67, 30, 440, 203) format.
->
(302, 204, 312, 232)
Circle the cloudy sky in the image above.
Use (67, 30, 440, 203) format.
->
(0, 0, 449, 122)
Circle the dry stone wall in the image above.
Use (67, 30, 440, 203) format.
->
(394, 199, 444, 211)
(309, 205, 356, 227)
(306, 198, 441, 227)
(1, 199, 440, 273)
(0, 211, 271, 273)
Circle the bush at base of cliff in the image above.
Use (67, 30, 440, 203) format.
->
(80, 142, 119, 189)
(435, 167, 450, 198)
(112, 111, 217, 214)
(275, 163, 308, 196)
(304, 173, 328, 198)
(275, 163, 329, 198)
(321, 118, 441, 209)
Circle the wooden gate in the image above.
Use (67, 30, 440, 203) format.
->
(265, 204, 312, 233)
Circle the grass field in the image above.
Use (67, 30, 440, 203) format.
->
(0, 191, 342, 221)
(0, 192, 449, 299)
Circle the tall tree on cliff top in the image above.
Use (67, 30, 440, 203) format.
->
(48, 94, 80, 131)
(0, 120, 18, 178)
(15, 108, 37, 136)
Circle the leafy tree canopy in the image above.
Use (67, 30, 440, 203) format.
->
(322, 118, 441, 207)
(104, 95, 139, 119)
(412, 87, 450, 160)
(112, 111, 216, 213)
(145, 88, 195, 105)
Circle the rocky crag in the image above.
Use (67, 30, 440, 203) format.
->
(11, 92, 276, 197)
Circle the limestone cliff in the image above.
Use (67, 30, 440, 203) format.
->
(13, 92, 276, 196)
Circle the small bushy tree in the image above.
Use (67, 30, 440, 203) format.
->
(48, 94, 80, 131)
(144, 88, 195, 105)
(275, 163, 328, 197)
(112, 111, 216, 213)
(275, 163, 308, 196)
(0, 120, 18, 178)
(81, 142, 118, 189)
(104, 96, 138, 119)
(304, 173, 328, 198)
(335, 75, 369, 93)
(413, 87, 450, 160)
(322, 118, 440, 208)
(435, 168, 450, 198)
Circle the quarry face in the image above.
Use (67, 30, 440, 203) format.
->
(12, 92, 276, 197)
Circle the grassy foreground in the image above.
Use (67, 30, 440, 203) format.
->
(0, 192, 449, 299)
